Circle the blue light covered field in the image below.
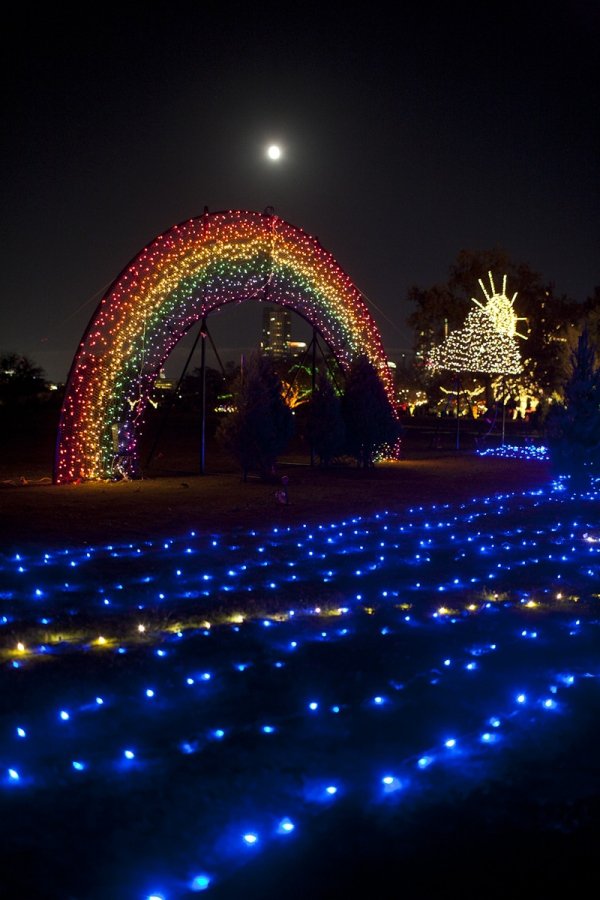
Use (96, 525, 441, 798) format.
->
(1, 478, 599, 898)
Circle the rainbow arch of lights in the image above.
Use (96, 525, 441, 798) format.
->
(55, 209, 394, 483)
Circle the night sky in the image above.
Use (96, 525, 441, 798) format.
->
(2, 2, 598, 383)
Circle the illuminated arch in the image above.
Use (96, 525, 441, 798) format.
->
(55, 209, 394, 483)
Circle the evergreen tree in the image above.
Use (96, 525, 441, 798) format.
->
(180, 365, 227, 436)
(341, 355, 400, 468)
(307, 368, 345, 467)
(216, 352, 293, 480)
(545, 328, 600, 484)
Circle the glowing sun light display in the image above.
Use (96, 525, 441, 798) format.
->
(428, 272, 526, 375)
(472, 272, 528, 340)
(55, 209, 393, 483)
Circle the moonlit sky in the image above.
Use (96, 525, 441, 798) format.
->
(2, 3, 598, 382)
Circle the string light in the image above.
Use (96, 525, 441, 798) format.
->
(472, 272, 528, 339)
(55, 210, 394, 483)
(476, 444, 548, 460)
(428, 272, 524, 375)
(1, 479, 599, 896)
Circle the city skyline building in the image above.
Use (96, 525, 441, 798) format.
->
(261, 306, 294, 359)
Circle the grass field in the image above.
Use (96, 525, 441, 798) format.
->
(0, 405, 552, 549)
(1, 409, 598, 899)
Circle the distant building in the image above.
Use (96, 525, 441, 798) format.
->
(154, 368, 175, 391)
(261, 306, 292, 359)
(287, 340, 308, 359)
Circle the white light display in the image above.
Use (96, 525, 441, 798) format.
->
(429, 272, 525, 374)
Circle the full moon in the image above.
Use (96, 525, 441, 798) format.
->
(267, 144, 282, 161)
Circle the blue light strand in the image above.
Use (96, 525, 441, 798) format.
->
(1, 479, 599, 896)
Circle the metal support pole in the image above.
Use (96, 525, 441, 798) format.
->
(501, 375, 506, 446)
(310, 329, 317, 466)
(200, 318, 207, 474)
(455, 374, 460, 450)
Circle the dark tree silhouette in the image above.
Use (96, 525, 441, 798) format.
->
(307, 368, 345, 467)
(0, 353, 47, 406)
(180, 365, 228, 436)
(216, 352, 293, 480)
(545, 327, 600, 484)
(341, 354, 400, 468)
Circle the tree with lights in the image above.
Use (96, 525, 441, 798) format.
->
(428, 306, 523, 376)
(216, 352, 293, 481)
(341, 355, 400, 468)
(426, 272, 526, 446)
(408, 249, 580, 407)
(545, 327, 600, 484)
